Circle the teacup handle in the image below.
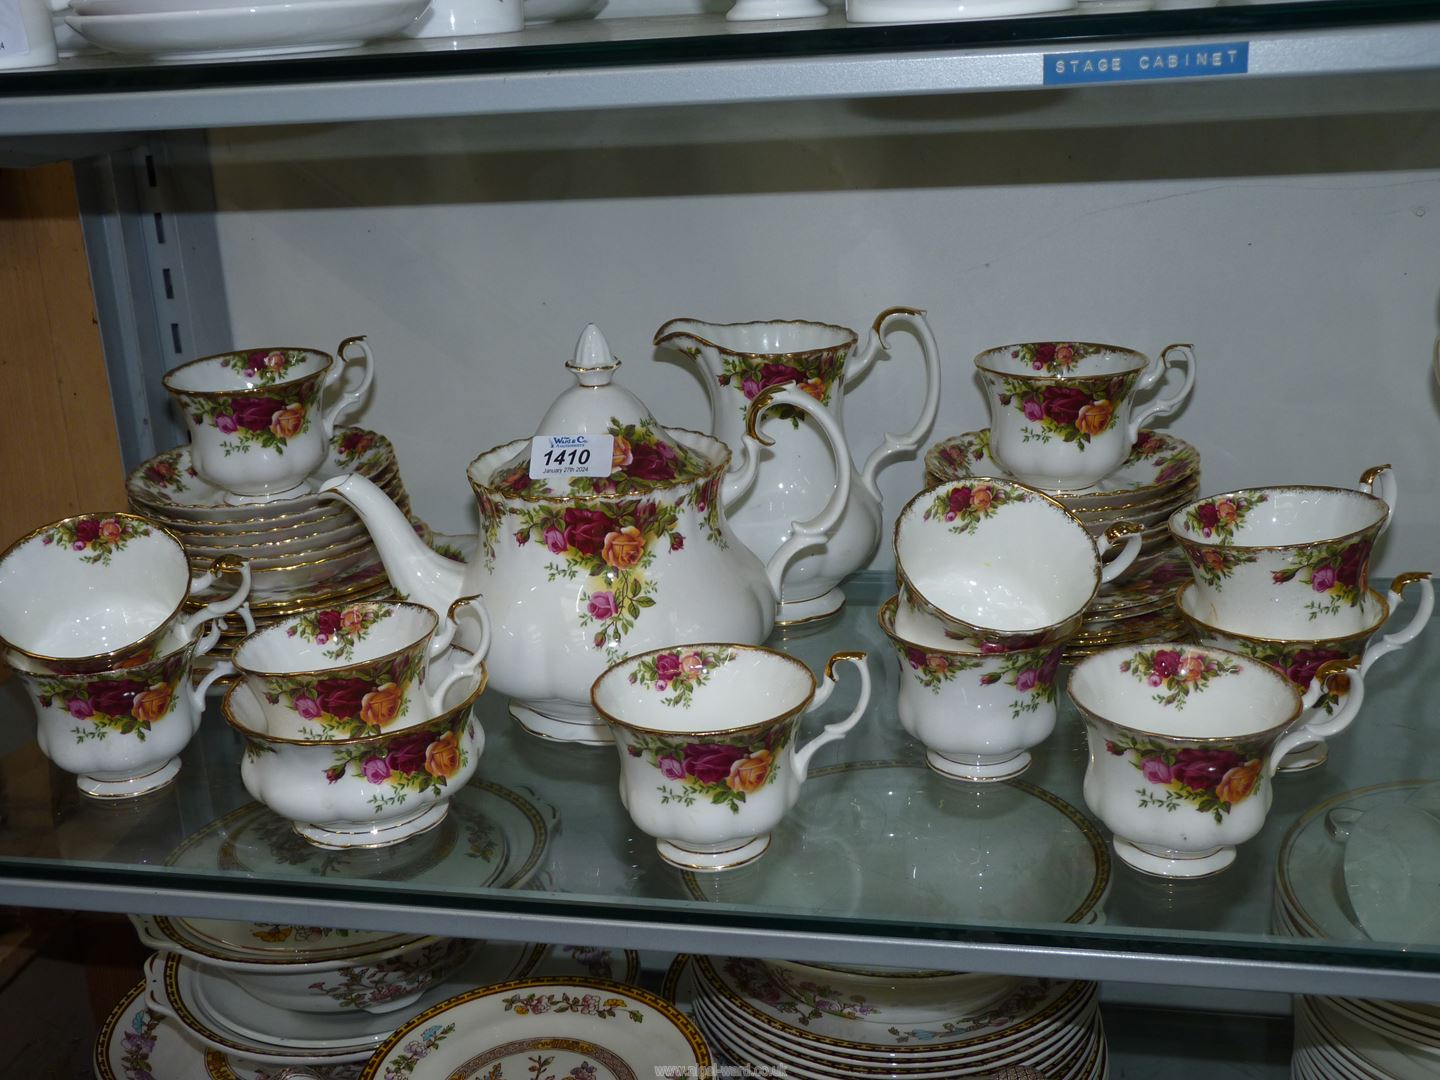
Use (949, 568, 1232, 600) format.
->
(1360, 572, 1433, 676)
(1358, 463, 1398, 539)
(320, 335, 376, 436)
(187, 659, 235, 712)
(1126, 343, 1197, 442)
(180, 556, 252, 637)
(849, 308, 942, 504)
(1096, 522, 1143, 584)
(425, 595, 490, 712)
(1267, 659, 1365, 778)
(792, 652, 870, 783)
(740, 386, 854, 602)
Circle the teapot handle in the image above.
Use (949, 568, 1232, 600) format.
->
(741, 385, 854, 601)
(847, 308, 942, 504)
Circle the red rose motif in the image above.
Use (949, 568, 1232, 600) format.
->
(230, 396, 287, 432)
(1195, 504, 1220, 531)
(73, 518, 101, 544)
(683, 742, 749, 785)
(948, 487, 972, 514)
(1169, 748, 1247, 792)
(627, 441, 679, 483)
(1150, 650, 1182, 678)
(314, 610, 342, 638)
(315, 678, 371, 720)
(563, 508, 614, 557)
(385, 729, 434, 775)
(654, 653, 683, 682)
(1037, 647, 1063, 687)
(339, 430, 374, 456)
(85, 678, 146, 717)
(1040, 385, 1091, 427)
(905, 646, 927, 669)
(1285, 648, 1350, 689)
(1034, 343, 1057, 368)
(1336, 540, 1372, 589)
(758, 362, 801, 390)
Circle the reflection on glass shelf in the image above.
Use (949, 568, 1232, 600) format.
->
(0, 573, 1436, 972)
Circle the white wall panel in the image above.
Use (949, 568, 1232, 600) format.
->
(207, 100, 1440, 576)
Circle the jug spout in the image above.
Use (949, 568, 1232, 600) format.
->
(653, 319, 725, 379)
(318, 474, 464, 615)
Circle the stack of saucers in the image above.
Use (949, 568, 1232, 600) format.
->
(925, 428, 1199, 662)
(1294, 995, 1440, 1080)
(670, 953, 1105, 1079)
(127, 427, 409, 662)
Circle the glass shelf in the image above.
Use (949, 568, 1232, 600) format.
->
(1, 573, 1437, 1000)
(2, 2, 1439, 138)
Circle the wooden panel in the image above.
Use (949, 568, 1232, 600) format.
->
(0, 163, 126, 550)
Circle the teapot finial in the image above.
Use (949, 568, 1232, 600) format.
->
(566, 324, 621, 387)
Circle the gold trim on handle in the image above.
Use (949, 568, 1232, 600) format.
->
(1315, 656, 1360, 697)
(824, 650, 866, 681)
(871, 305, 925, 333)
(1359, 463, 1393, 490)
(447, 592, 483, 623)
(744, 385, 786, 447)
(336, 333, 368, 358)
(1393, 570, 1432, 596)
(1104, 521, 1144, 544)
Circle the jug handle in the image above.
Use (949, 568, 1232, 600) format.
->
(1359, 572, 1433, 677)
(1358, 463, 1397, 539)
(743, 385, 854, 600)
(850, 308, 942, 504)
(792, 652, 870, 783)
(1126, 343, 1197, 443)
(321, 335, 377, 436)
(1267, 659, 1364, 778)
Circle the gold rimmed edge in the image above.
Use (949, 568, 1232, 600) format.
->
(230, 599, 440, 679)
(591, 642, 816, 739)
(973, 339, 1149, 381)
(187, 532, 376, 575)
(1171, 580, 1392, 647)
(91, 979, 144, 1080)
(358, 975, 712, 1080)
(654, 316, 859, 360)
(1167, 483, 1392, 553)
(149, 912, 428, 968)
(160, 346, 333, 400)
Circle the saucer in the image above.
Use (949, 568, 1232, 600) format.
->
(682, 761, 1108, 929)
(925, 428, 1199, 509)
(1342, 782, 1440, 946)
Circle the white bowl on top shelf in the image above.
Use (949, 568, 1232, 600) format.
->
(847, 0, 1073, 23)
(66, 0, 428, 58)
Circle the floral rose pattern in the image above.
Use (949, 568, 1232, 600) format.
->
(40, 515, 151, 567)
(625, 722, 795, 814)
(626, 646, 736, 707)
(380, 1022, 455, 1080)
(502, 991, 644, 1022)
(978, 646, 1065, 718)
(1105, 732, 1267, 824)
(1182, 543, 1260, 591)
(1007, 341, 1103, 374)
(285, 603, 395, 662)
(921, 481, 1030, 537)
(722, 957, 878, 1027)
(712, 345, 845, 426)
(333, 427, 391, 476)
(140, 450, 190, 494)
(36, 651, 185, 743)
(1120, 647, 1243, 709)
(1230, 641, 1355, 715)
(220, 348, 311, 386)
(996, 373, 1137, 448)
(894, 642, 984, 692)
(1272, 537, 1373, 620)
(1181, 492, 1268, 543)
(259, 648, 426, 739)
(179, 372, 320, 455)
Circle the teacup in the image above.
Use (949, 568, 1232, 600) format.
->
(879, 596, 1063, 782)
(894, 477, 1142, 650)
(1167, 466, 1397, 638)
(225, 655, 487, 849)
(1175, 572, 1433, 772)
(9, 619, 233, 797)
(162, 338, 375, 504)
(974, 341, 1196, 491)
(0, 511, 252, 674)
(1069, 643, 1364, 879)
(592, 644, 870, 871)
(232, 598, 490, 740)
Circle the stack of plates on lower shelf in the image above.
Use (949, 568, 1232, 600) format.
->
(668, 954, 1106, 1079)
(127, 427, 457, 663)
(65, 0, 429, 60)
(925, 429, 1200, 663)
(1293, 994, 1440, 1080)
(98, 928, 644, 1078)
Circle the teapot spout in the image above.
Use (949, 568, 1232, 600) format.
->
(318, 474, 464, 615)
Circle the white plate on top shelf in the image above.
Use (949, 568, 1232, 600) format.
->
(847, 0, 1074, 23)
(67, 0, 426, 58)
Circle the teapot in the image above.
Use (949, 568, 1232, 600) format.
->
(320, 325, 852, 745)
(654, 309, 940, 625)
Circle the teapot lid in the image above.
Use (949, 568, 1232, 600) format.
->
(483, 324, 716, 497)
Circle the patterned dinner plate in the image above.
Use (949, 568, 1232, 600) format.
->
(358, 976, 711, 1079)
(925, 429, 1198, 510)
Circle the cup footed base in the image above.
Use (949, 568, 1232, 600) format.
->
(1114, 837, 1235, 879)
(77, 757, 182, 799)
(726, 0, 825, 18)
(925, 748, 1032, 783)
(294, 800, 449, 850)
(774, 587, 847, 629)
(509, 702, 613, 746)
(656, 833, 771, 872)
(1277, 740, 1329, 773)
(220, 481, 314, 506)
